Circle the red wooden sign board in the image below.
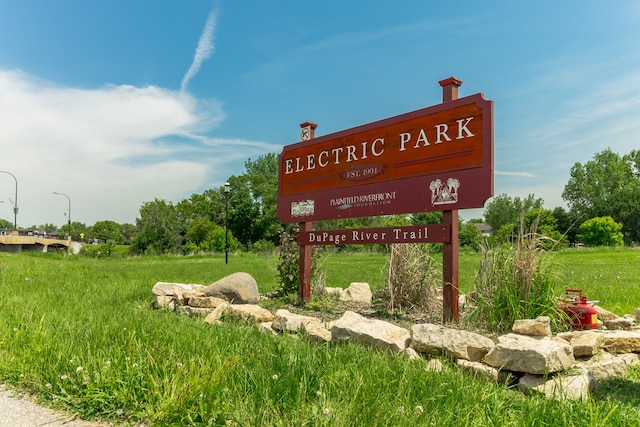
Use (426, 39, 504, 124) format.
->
(277, 93, 493, 223)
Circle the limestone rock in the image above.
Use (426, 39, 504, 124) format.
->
(178, 306, 213, 317)
(594, 305, 619, 321)
(403, 347, 422, 362)
(270, 309, 331, 342)
(457, 359, 501, 382)
(512, 316, 552, 337)
(425, 358, 444, 372)
(203, 302, 229, 324)
(340, 282, 372, 304)
(304, 321, 332, 343)
(576, 351, 634, 381)
(331, 311, 410, 353)
(411, 323, 495, 362)
(153, 295, 175, 310)
(225, 304, 274, 324)
(257, 322, 278, 335)
(152, 281, 200, 297)
(567, 331, 604, 358)
(484, 333, 575, 375)
(203, 272, 259, 304)
(603, 317, 634, 331)
(188, 296, 227, 309)
(182, 291, 207, 300)
(600, 330, 640, 353)
(272, 309, 321, 332)
(518, 370, 595, 400)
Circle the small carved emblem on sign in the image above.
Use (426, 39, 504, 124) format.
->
(430, 178, 460, 205)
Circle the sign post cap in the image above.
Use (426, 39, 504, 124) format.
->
(438, 77, 463, 87)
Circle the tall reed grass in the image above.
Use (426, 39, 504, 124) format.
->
(466, 222, 566, 332)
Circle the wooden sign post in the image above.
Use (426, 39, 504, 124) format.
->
(278, 78, 494, 322)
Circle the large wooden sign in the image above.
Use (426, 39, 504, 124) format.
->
(277, 93, 493, 224)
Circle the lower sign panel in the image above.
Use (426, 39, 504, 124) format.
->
(297, 224, 451, 245)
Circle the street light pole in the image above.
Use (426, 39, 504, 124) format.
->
(53, 192, 71, 241)
(224, 181, 230, 264)
(0, 170, 18, 231)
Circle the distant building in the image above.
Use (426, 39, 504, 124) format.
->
(473, 223, 494, 237)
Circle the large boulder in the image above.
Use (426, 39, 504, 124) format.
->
(484, 333, 575, 375)
(330, 311, 410, 353)
(411, 323, 495, 362)
(203, 272, 259, 304)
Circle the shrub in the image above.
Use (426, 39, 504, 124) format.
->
(579, 216, 624, 246)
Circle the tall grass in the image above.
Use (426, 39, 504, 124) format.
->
(466, 224, 566, 332)
(385, 243, 441, 318)
(0, 252, 639, 425)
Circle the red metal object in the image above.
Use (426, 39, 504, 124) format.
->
(559, 289, 598, 330)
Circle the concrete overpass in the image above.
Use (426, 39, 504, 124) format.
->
(0, 230, 70, 253)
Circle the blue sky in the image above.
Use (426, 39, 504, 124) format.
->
(1, 1, 639, 228)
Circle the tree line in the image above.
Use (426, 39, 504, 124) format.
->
(5, 148, 638, 253)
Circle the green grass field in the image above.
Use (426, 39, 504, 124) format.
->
(1, 248, 639, 426)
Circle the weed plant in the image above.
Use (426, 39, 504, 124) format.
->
(0, 252, 639, 425)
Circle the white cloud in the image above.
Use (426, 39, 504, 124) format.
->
(0, 70, 268, 228)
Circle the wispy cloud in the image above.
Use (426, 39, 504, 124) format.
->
(495, 170, 535, 178)
(181, 7, 218, 93)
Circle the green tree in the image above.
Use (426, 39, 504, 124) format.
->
(131, 199, 183, 254)
(0, 218, 12, 229)
(185, 217, 215, 248)
(459, 222, 483, 250)
(483, 193, 543, 231)
(578, 216, 624, 246)
(241, 154, 282, 244)
(223, 154, 282, 247)
(552, 207, 583, 245)
(524, 208, 567, 250)
(91, 220, 121, 243)
(68, 221, 88, 242)
(411, 211, 443, 225)
(119, 223, 136, 244)
(563, 148, 640, 244)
